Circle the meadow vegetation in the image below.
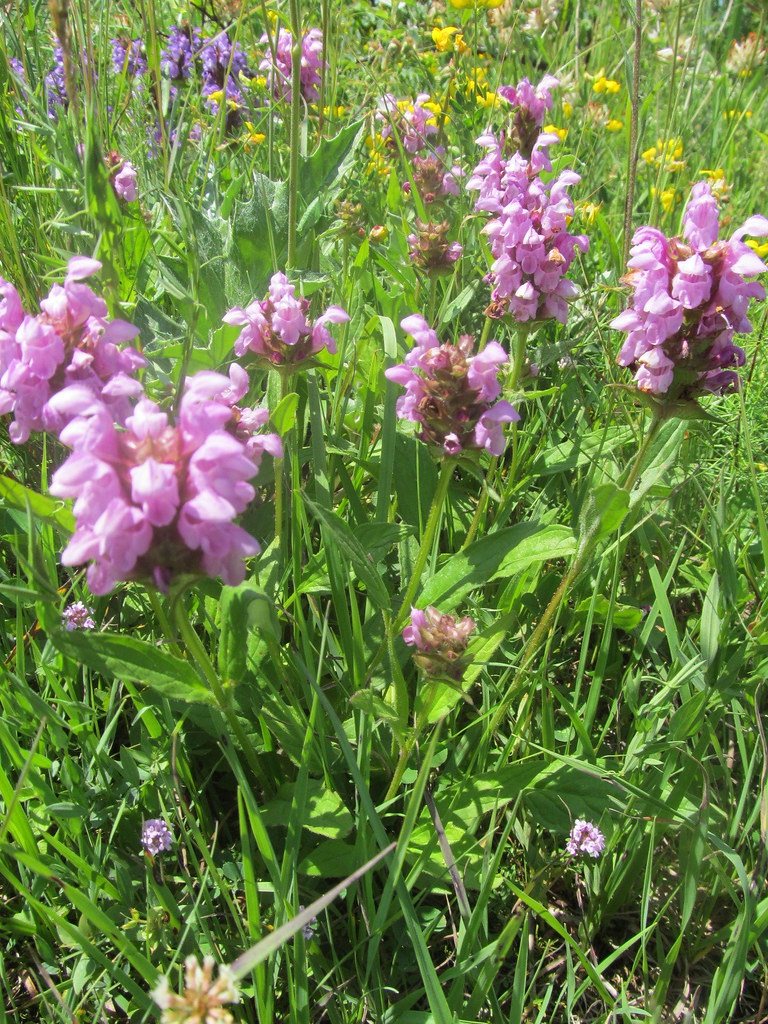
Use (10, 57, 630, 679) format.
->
(1, 0, 767, 1021)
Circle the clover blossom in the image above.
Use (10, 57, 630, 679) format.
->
(0, 258, 146, 443)
(404, 605, 475, 680)
(141, 818, 173, 856)
(223, 273, 349, 369)
(62, 601, 96, 631)
(566, 819, 605, 859)
(467, 76, 589, 325)
(385, 315, 519, 457)
(153, 955, 240, 1024)
(48, 367, 281, 594)
(260, 27, 326, 104)
(611, 181, 768, 400)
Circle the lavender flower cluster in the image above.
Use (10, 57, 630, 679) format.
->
(385, 315, 519, 457)
(0, 257, 145, 444)
(1, 260, 290, 596)
(260, 26, 326, 104)
(467, 76, 588, 324)
(612, 181, 768, 399)
(224, 272, 349, 368)
(378, 94, 462, 205)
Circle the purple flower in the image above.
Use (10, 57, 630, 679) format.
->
(611, 181, 768, 401)
(377, 92, 440, 155)
(566, 819, 605, 859)
(260, 27, 325, 104)
(223, 273, 349, 368)
(111, 38, 147, 78)
(141, 818, 173, 856)
(160, 26, 201, 81)
(404, 605, 475, 680)
(45, 46, 68, 118)
(62, 601, 96, 630)
(112, 160, 138, 202)
(384, 315, 519, 457)
(49, 369, 281, 594)
(0, 258, 145, 443)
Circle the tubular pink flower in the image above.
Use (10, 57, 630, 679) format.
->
(612, 182, 768, 400)
(49, 368, 280, 594)
(385, 316, 519, 457)
(224, 273, 348, 368)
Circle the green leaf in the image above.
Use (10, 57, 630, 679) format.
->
(419, 523, 576, 611)
(0, 476, 74, 533)
(349, 689, 407, 741)
(49, 631, 214, 705)
(218, 584, 279, 682)
(574, 595, 644, 630)
(304, 496, 391, 609)
(271, 392, 299, 435)
(576, 482, 630, 555)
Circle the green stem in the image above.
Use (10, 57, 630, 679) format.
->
(392, 458, 455, 634)
(287, 0, 303, 270)
(384, 735, 416, 803)
(623, 410, 663, 493)
(489, 410, 663, 736)
(173, 598, 270, 793)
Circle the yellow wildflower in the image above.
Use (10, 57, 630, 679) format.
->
(724, 109, 752, 119)
(543, 123, 568, 142)
(562, 100, 573, 118)
(448, 0, 503, 7)
(243, 123, 266, 148)
(605, 118, 623, 132)
(476, 91, 498, 109)
(576, 200, 602, 224)
(432, 26, 465, 52)
(642, 138, 685, 172)
(746, 239, 768, 258)
(651, 186, 680, 212)
(593, 74, 621, 94)
(700, 168, 730, 202)
(322, 105, 346, 117)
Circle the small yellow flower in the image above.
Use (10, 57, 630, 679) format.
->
(700, 167, 730, 202)
(476, 90, 498, 109)
(243, 123, 266, 148)
(543, 123, 568, 142)
(642, 138, 685, 172)
(322, 105, 345, 117)
(593, 74, 621, 94)
(605, 118, 623, 132)
(746, 239, 768, 258)
(562, 100, 573, 119)
(724, 108, 752, 119)
(369, 225, 388, 244)
(432, 25, 460, 51)
(448, 0, 503, 7)
(651, 185, 680, 212)
(576, 200, 602, 224)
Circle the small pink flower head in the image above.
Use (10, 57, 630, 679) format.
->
(223, 273, 348, 368)
(141, 817, 173, 856)
(62, 601, 96, 631)
(404, 605, 475, 680)
(385, 315, 519, 457)
(566, 819, 606, 859)
(260, 26, 326, 103)
(407, 219, 463, 275)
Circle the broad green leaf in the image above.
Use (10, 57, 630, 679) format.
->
(0, 476, 74, 533)
(419, 523, 576, 611)
(49, 631, 214, 704)
(218, 584, 279, 682)
(574, 595, 645, 630)
(576, 481, 630, 554)
(271, 392, 299, 435)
